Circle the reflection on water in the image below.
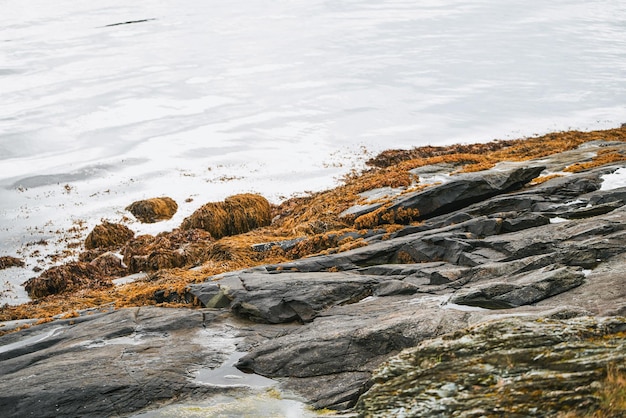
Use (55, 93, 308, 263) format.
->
(195, 351, 275, 388)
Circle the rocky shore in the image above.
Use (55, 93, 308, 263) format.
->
(1, 128, 626, 417)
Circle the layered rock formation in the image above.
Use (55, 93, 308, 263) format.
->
(2, 136, 626, 417)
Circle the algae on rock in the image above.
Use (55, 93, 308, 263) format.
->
(356, 316, 626, 418)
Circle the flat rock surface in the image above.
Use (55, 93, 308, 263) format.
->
(0, 307, 243, 418)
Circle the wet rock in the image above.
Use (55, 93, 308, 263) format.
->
(84, 221, 134, 250)
(235, 296, 471, 409)
(587, 186, 626, 206)
(451, 265, 586, 309)
(501, 212, 550, 232)
(181, 193, 271, 239)
(356, 316, 626, 417)
(23, 262, 110, 298)
(251, 237, 307, 252)
(0, 307, 234, 418)
(351, 166, 544, 225)
(559, 200, 624, 219)
(126, 196, 178, 223)
(0, 256, 24, 270)
(203, 270, 383, 323)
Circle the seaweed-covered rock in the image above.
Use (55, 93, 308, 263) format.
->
(0, 256, 24, 270)
(357, 316, 626, 417)
(120, 229, 213, 273)
(23, 262, 110, 298)
(126, 197, 178, 223)
(84, 221, 134, 250)
(181, 194, 271, 239)
(89, 251, 128, 278)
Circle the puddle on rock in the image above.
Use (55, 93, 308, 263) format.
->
(195, 351, 275, 388)
(132, 351, 325, 418)
(442, 302, 489, 312)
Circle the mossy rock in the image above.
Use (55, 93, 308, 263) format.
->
(181, 193, 272, 239)
(126, 197, 178, 223)
(84, 221, 134, 250)
(24, 262, 110, 298)
(357, 316, 626, 417)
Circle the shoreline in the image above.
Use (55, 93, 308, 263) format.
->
(1, 125, 626, 416)
(2, 125, 626, 323)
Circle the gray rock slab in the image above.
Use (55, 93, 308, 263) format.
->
(0, 307, 239, 418)
(451, 265, 586, 309)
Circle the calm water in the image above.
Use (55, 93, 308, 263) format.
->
(1, 0, 625, 304)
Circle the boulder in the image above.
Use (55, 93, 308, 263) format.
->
(191, 270, 383, 323)
(125, 197, 178, 223)
(451, 265, 586, 309)
(351, 166, 545, 226)
(236, 295, 471, 409)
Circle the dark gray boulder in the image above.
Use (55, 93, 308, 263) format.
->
(451, 265, 586, 309)
(383, 165, 545, 220)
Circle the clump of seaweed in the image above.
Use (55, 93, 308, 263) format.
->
(354, 205, 420, 229)
(24, 262, 111, 298)
(564, 148, 626, 173)
(0, 256, 24, 270)
(84, 221, 134, 250)
(126, 196, 178, 223)
(181, 193, 272, 239)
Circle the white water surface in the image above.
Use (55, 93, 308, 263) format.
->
(1, 0, 626, 304)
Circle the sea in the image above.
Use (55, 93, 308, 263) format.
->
(1, 0, 625, 305)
